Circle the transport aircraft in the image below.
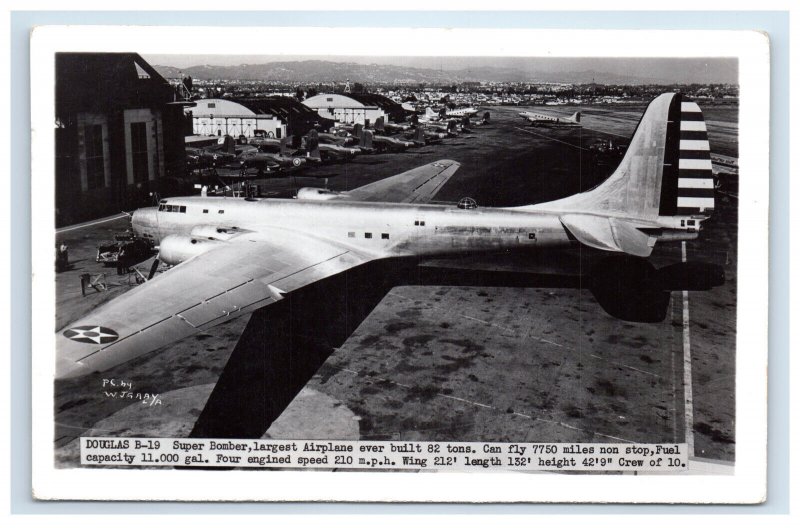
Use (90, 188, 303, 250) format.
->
(519, 109, 582, 127)
(56, 93, 717, 381)
(422, 106, 480, 120)
(444, 106, 479, 118)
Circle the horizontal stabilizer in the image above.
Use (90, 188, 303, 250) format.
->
(560, 214, 655, 257)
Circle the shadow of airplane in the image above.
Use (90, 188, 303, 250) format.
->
(189, 252, 724, 441)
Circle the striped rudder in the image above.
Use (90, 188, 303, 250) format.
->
(660, 94, 715, 216)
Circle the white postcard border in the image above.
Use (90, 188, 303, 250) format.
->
(30, 25, 769, 503)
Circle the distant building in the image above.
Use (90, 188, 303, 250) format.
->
(187, 99, 286, 139)
(303, 93, 386, 125)
(55, 52, 189, 226)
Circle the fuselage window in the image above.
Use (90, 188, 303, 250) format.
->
(179, 206, 186, 213)
(414, 220, 419, 226)
(365, 233, 372, 239)
(203, 209, 209, 214)
(219, 210, 224, 214)
(382, 233, 389, 239)
(528, 233, 536, 240)
(420, 221, 426, 226)
(348, 232, 355, 238)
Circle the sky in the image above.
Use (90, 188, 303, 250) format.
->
(142, 55, 738, 84)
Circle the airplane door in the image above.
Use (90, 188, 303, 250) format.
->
(413, 213, 431, 252)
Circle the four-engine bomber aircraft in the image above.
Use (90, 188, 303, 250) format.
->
(56, 93, 716, 380)
(519, 109, 582, 127)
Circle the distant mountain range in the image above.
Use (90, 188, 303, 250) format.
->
(152, 60, 676, 85)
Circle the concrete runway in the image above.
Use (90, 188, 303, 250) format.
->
(53, 103, 738, 467)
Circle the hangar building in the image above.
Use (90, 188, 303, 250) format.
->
(188, 97, 334, 140)
(187, 99, 286, 139)
(303, 93, 387, 125)
(55, 52, 189, 227)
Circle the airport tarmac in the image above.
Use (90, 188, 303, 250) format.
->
(53, 103, 738, 468)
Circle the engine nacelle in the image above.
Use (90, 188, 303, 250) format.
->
(295, 187, 347, 201)
(158, 235, 224, 266)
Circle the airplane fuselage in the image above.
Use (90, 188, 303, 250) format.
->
(519, 111, 580, 126)
(446, 107, 479, 118)
(133, 196, 573, 262)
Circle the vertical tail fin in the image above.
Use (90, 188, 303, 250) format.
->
(359, 129, 373, 150)
(570, 111, 581, 123)
(221, 135, 235, 154)
(663, 98, 715, 216)
(305, 130, 321, 161)
(521, 92, 714, 222)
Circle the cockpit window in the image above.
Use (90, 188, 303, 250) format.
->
(158, 204, 187, 213)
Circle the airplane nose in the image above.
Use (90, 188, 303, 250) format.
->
(131, 207, 158, 238)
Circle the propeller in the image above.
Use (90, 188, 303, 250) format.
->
(147, 254, 160, 280)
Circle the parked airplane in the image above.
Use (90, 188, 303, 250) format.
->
(402, 126, 428, 147)
(318, 130, 359, 147)
(445, 106, 479, 118)
(185, 135, 238, 166)
(519, 109, 581, 127)
(56, 93, 716, 380)
(238, 139, 309, 173)
(419, 107, 444, 123)
(354, 123, 413, 152)
(373, 116, 411, 134)
(305, 130, 359, 161)
(405, 121, 444, 144)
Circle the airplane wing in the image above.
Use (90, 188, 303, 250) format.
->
(56, 228, 373, 379)
(337, 159, 460, 204)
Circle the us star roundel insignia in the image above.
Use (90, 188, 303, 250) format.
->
(63, 326, 119, 345)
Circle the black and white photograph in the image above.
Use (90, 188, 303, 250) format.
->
(30, 26, 770, 503)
